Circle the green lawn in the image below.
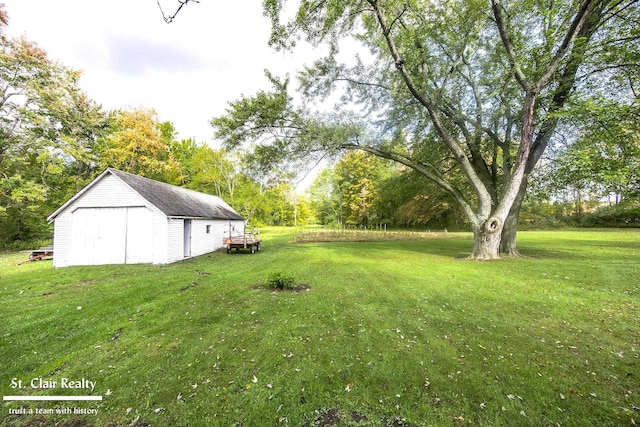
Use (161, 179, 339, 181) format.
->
(1, 229, 638, 426)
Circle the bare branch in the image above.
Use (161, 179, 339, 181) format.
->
(333, 77, 391, 91)
(387, 3, 408, 34)
(157, 0, 199, 24)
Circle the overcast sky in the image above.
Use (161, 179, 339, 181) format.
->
(3, 0, 318, 146)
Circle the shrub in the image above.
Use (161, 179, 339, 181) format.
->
(580, 201, 640, 228)
(266, 271, 296, 290)
(0, 238, 52, 251)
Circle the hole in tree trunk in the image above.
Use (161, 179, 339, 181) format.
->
(484, 217, 502, 234)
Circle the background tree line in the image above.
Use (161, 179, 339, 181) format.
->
(307, 151, 467, 230)
(0, 7, 310, 248)
(306, 143, 640, 232)
(1, 2, 638, 251)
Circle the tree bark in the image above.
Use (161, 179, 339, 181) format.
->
(500, 189, 525, 256)
(472, 217, 504, 259)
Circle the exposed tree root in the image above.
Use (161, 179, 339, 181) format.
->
(499, 249, 529, 259)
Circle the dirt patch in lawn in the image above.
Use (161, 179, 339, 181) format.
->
(251, 284, 311, 293)
(75, 280, 96, 288)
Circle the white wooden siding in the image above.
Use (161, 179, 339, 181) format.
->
(73, 174, 145, 207)
(184, 219, 246, 258)
(53, 174, 160, 267)
(69, 207, 153, 265)
(151, 209, 169, 264)
(191, 220, 218, 257)
(51, 172, 245, 267)
(166, 219, 184, 264)
(52, 213, 72, 267)
(124, 207, 153, 264)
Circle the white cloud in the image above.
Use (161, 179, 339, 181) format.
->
(2, 0, 317, 144)
(106, 35, 207, 76)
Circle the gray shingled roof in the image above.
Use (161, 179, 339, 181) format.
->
(108, 168, 244, 220)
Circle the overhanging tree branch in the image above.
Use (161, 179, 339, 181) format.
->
(341, 142, 477, 222)
(333, 77, 391, 91)
(157, 0, 199, 24)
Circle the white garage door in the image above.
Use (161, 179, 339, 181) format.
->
(70, 207, 153, 265)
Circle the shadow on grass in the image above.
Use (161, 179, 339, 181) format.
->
(518, 237, 640, 260)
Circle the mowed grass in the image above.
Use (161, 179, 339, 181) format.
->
(0, 228, 638, 426)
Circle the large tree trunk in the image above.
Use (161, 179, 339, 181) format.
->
(500, 201, 522, 256)
(471, 216, 504, 259)
(500, 182, 527, 256)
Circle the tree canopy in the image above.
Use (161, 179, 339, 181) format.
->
(0, 15, 107, 242)
(548, 100, 640, 203)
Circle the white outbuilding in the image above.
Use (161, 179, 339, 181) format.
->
(48, 168, 245, 267)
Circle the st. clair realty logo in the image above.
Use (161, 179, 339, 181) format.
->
(10, 377, 97, 392)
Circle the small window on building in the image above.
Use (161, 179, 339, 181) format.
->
(206, 225, 211, 234)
